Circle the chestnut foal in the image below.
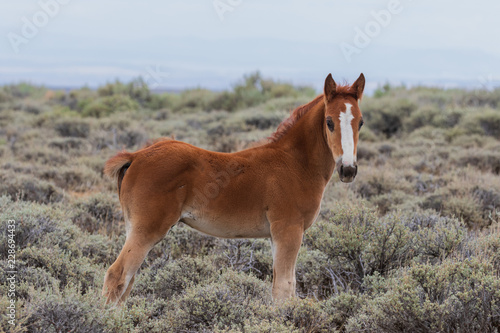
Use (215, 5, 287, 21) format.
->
(102, 73, 365, 303)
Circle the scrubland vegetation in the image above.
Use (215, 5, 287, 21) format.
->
(1, 73, 499, 332)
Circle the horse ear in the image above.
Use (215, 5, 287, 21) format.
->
(352, 73, 365, 100)
(324, 73, 337, 101)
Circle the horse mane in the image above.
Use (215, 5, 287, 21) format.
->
(268, 84, 355, 143)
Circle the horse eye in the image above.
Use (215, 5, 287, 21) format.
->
(359, 119, 364, 131)
(326, 118, 334, 132)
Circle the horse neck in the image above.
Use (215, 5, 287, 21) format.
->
(275, 102, 335, 183)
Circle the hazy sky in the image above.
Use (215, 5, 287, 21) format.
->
(1, 0, 499, 93)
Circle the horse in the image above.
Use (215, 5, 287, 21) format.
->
(102, 73, 365, 304)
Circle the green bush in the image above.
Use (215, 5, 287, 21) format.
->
(82, 95, 139, 118)
(97, 78, 152, 106)
(363, 99, 417, 137)
(2, 82, 46, 99)
(172, 88, 219, 112)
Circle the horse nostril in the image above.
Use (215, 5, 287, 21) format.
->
(340, 164, 344, 176)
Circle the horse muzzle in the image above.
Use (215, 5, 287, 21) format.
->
(337, 162, 358, 183)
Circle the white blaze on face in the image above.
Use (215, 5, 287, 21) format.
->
(339, 103, 355, 166)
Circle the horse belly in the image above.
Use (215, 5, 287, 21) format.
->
(179, 209, 270, 239)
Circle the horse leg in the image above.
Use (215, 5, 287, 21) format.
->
(102, 209, 180, 304)
(102, 230, 157, 304)
(270, 223, 303, 300)
(119, 275, 135, 303)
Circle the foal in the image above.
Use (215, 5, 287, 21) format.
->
(102, 73, 365, 303)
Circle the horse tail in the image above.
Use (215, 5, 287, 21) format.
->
(104, 151, 134, 195)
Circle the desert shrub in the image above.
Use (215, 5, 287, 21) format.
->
(295, 248, 332, 298)
(450, 133, 491, 148)
(152, 108, 170, 120)
(363, 99, 417, 137)
(358, 125, 379, 142)
(13, 101, 45, 114)
(0, 197, 56, 251)
(414, 173, 447, 195)
(0, 197, 98, 261)
(54, 118, 91, 138)
(72, 192, 122, 235)
(212, 239, 272, 280)
(135, 256, 220, 299)
(406, 106, 441, 132)
(20, 147, 68, 166)
(2, 82, 46, 99)
(97, 78, 152, 106)
(468, 230, 500, 274)
(39, 166, 101, 192)
(473, 186, 500, 222)
(0, 90, 12, 103)
(158, 223, 219, 259)
(165, 271, 269, 332)
(356, 145, 378, 161)
(352, 172, 397, 199)
(116, 128, 147, 148)
(322, 291, 365, 331)
(168, 283, 249, 331)
(419, 179, 499, 229)
(459, 89, 500, 109)
(442, 196, 485, 229)
(76, 155, 107, 175)
(460, 108, 500, 137)
(65, 87, 96, 111)
(0, 172, 64, 204)
(0, 259, 59, 300)
(79, 233, 123, 267)
(475, 109, 500, 137)
(208, 72, 314, 112)
(370, 190, 414, 215)
(169, 88, 218, 112)
(238, 319, 300, 333)
(19, 246, 99, 293)
(347, 258, 500, 332)
(406, 107, 464, 132)
(277, 298, 332, 333)
(82, 95, 139, 118)
(244, 113, 283, 130)
(48, 137, 89, 153)
(304, 205, 413, 293)
(455, 150, 500, 175)
(25, 292, 105, 333)
(408, 211, 466, 262)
